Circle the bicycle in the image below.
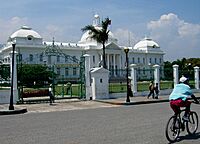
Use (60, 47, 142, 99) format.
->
(165, 101, 199, 143)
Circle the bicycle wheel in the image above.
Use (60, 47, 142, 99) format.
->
(165, 115, 181, 143)
(186, 111, 198, 135)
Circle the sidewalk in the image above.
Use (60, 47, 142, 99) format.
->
(1, 93, 200, 115)
(95, 93, 200, 105)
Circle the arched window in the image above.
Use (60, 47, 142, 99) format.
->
(27, 35, 33, 41)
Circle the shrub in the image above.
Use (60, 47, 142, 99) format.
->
(22, 89, 49, 98)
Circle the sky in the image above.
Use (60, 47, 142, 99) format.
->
(0, 0, 200, 61)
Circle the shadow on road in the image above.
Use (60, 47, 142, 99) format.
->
(176, 132, 200, 143)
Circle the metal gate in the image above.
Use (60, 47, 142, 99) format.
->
(17, 40, 85, 103)
(0, 64, 10, 87)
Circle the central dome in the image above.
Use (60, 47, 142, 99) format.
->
(10, 26, 42, 39)
(79, 14, 117, 44)
(79, 26, 116, 44)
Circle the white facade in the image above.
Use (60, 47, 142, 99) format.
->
(0, 15, 165, 80)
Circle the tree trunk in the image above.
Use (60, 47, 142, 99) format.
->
(102, 43, 107, 69)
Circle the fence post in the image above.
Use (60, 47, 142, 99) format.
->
(173, 64, 179, 87)
(83, 54, 91, 100)
(153, 64, 160, 90)
(194, 66, 199, 89)
(130, 64, 137, 94)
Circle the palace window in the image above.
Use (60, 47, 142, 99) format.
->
(40, 54, 43, 62)
(132, 57, 135, 63)
(149, 58, 152, 64)
(93, 55, 95, 64)
(29, 54, 33, 62)
(73, 68, 76, 76)
(57, 55, 60, 62)
(57, 68, 60, 75)
(138, 57, 140, 63)
(65, 68, 69, 76)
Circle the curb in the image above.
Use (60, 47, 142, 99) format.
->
(0, 108, 27, 115)
(95, 99, 169, 105)
(95, 96, 200, 106)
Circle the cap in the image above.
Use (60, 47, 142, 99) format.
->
(179, 76, 188, 83)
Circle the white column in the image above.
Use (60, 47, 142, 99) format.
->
(119, 55, 122, 76)
(173, 64, 179, 87)
(83, 54, 91, 100)
(130, 64, 137, 94)
(194, 66, 199, 89)
(107, 54, 110, 70)
(9, 50, 18, 103)
(113, 54, 116, 76)
(153, 64, 160, 90)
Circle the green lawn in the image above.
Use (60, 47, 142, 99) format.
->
(109, 81, 174, 93)
(18, 80, 196, 97)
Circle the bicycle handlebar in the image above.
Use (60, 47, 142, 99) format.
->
(190, 99, 200, 104)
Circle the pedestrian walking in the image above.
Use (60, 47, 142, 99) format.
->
(154, 83, 159, 99)
(128, 81, 133, 97)
(49, 84, 55, 105)
(147, 81, 154, 99)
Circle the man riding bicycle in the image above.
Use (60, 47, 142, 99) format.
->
(169, 76, 199, 121)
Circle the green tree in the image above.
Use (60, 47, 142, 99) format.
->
(165, 58, 200, 80)
(81, 17, 111, 69)
(18, 64, 52, 87)
(0, 64, 10, 81)
(163, 61, 173, 80)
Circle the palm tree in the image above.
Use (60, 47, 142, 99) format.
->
(81, 17, 111, 69)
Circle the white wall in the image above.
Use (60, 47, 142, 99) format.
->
(0, 90, 18, 104)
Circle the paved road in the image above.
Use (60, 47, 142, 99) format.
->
(0, 102, 200, 144)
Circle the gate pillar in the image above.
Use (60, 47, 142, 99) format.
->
(173, 64, 179, 87)
(194, 66, 199, 89)
(153, 64, 160, 90)
(130, 64, 137, 94)
(83, 54, 92, 100)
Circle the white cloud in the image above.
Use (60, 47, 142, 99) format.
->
(0, 17, 28, 43)
(147, 13, 200, 61)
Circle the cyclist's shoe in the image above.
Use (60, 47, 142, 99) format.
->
(182, 115, 189, 122)
(174, 123, 179, 129)
(173, 120, 179, 129)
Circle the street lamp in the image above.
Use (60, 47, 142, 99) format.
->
(124, 47, 130, 103)
(9, 43, 16, 110)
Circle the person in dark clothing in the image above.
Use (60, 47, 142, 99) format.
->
(154, 83, 159, 99)
(147, 81, 154, 99)
(49, 84, 54, 105)
(128, 81, 133, 97)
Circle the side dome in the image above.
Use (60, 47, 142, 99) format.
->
(10, 26, 42, 39)
(134, 37, 159, 49)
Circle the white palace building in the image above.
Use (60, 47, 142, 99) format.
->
(0, 15, 165, 81)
